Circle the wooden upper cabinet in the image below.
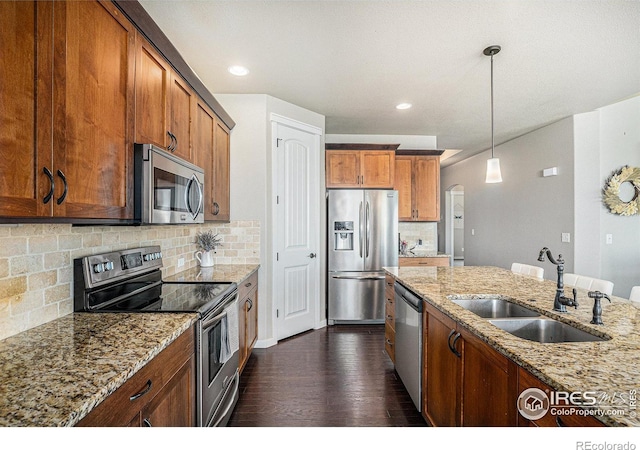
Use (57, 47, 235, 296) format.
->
(0, 0, 133, 220)
(325, 147, 396, 188)
(135, 33, 196, 163)
(394, 157, 413, 220)
(212, 120, 231, 221)
(168, 72, 195, 163)
(195, 101, 230, 222)
(326, 151, 361, 187)
(135, 36, 170, 148)
(394, 155, 440, 222)
(52, 0, 135, 219)
(0, 1, 52, 218)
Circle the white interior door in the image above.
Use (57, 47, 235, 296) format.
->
(274, 118, 321, 340)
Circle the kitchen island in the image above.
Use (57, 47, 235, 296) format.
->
(385, 265, 640, 427)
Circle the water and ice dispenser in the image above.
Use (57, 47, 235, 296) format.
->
(333, 221, 354, 251)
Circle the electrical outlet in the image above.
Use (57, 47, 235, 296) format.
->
(471, 229, 475, 236)
(606, 234, 613, 245)
(561, 233, 571, 243)
(177, 257, 185, 267)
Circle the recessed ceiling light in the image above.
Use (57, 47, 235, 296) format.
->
(396, 103, 412, 110)
(228, 65, 249, 76)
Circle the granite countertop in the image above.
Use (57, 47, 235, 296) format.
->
(164, 263, 259, 284)
(385, 265, 640, 427)
(0, 312, 197, 427)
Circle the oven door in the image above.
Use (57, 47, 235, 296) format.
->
(198, 294, 240, 427)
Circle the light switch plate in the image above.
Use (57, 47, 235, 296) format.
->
(561, 233, 570, 243)
(177, 257, 185, 267)
(606, 234, 613, 245)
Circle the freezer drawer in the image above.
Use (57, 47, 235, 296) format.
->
(328, 272, 386, 323)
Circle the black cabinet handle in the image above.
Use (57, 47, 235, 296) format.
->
(451, 332, 462, 357)
(213, 202, 220, 215)
(129, 379, 153, 401)
(143, 418, 152, 427)
(386, 339, 393, 346)
(167, 131, 177, 152)
(43, 167, 54, 204)
(56, 170, 68, 205)
(447, 330, 462, 357)
(246, 298, 253, 311)
(245, 282, 252, 288)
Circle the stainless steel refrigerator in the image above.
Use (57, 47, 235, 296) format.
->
(328, 189, 398, 324)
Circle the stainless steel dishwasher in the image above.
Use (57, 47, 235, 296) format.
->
(394, 281, 423, 412)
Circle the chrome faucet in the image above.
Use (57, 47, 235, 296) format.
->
(537, 247, 578, 312)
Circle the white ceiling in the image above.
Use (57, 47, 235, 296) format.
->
(138, 0, 640, 166)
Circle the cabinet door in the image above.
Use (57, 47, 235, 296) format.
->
(460, 330, 517, 426)
(414, 156, 440, 221)
(195, 102, 216, 220)
(325, 150, 360, 187)
(246, 287, 258, 351)
(135, 35, 170, 148)
(142, 357, 195, 427)
(394, 156, 414, 221)
(0, 1, 52, 218)
(360, 151, 395, 188)
(212, 119, 231, 221)
(168, 72, 195, 163)
(52, 0, 134, 219)
(238, 292, 248, 372)
(424, 307, 460, 426)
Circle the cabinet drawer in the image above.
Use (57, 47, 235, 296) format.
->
(239, 271, 258, 298)
(78, 326, 195, 427)
(384, 323, 395, 363)
(399, 257, 450, 267)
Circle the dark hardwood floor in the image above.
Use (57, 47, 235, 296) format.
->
(228, 324, 426, 427)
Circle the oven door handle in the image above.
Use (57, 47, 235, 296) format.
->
(207, 369, 240, 427)
(201, 291, 239, 331)
(202, 310, 227, 332)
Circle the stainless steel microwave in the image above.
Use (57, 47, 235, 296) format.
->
(134, 144, 204, 224)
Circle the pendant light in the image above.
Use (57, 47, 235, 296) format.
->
(484, 45, 502, 183)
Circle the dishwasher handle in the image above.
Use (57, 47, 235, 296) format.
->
(394, 282, 423, 313)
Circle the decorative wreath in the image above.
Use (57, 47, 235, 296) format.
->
(602, 166, 640, 216)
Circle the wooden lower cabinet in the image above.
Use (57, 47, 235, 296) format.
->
(77, 326, 195, 427)
(422, 301, 517, 426)
(384, 275, 395, 363)
(238, 271, 259, 372)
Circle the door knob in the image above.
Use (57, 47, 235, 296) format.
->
(308, 253, 317, 258)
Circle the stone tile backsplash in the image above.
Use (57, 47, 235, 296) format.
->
(398, 222, 438, 252)
(0, 221, 260, 341)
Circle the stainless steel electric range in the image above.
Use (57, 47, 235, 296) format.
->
(73, 245, 239, 427)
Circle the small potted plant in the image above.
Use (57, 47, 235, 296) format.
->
(194, 230, 222, 267)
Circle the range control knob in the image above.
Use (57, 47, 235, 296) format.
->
(155, 252, 161, 260)
(104, 261, 114, 271)
(93, 263, 104, 274)
(144, 254, 151, 262)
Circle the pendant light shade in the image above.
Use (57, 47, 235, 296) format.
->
(484, 45, 502, 184)
(485, 157, 502, 183)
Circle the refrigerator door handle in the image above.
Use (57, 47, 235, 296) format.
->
(365, 201, 370, 258)
(359, 201, 364, 258)
(331, 275, 386, 281)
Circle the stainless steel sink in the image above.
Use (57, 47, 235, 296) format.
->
(488, 318, 609, 343)
(451, 298, 540, 318)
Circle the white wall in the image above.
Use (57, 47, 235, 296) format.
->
(216, 94, 325, 346)
(440, 117, 576, 278)
(440, 95, 640, 298)
(597, 96, 640, 297)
